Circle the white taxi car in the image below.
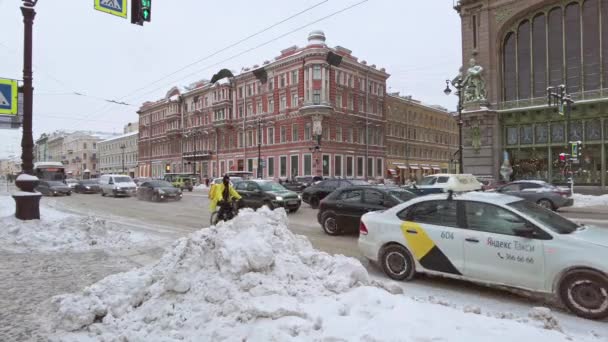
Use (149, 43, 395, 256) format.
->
(359, 191, 608, 319)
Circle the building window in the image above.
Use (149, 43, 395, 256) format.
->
(336, 126, 342, 142)
(267, 127, 275, 145)
(346, 156, 354, 177)
(292, 93, 298, 107)
(348, 128, 354, 143)
(290, 155, 299, 178)
(292, 124, 299, 141)
(304, 154, 312, 176)
(280, 126, 287, 143)
(267, 157, 275, 177)
(247, 159, 254, 172)
(280, 96, 287, 110)
(280, 156, 287, 177)
(357, 157, 364, 177)
(247, 131, 253, 147)
(257, 102, 263, 114)
(367, 157, 374, 178)
(334, 155, 342, 177)
(280, 74, 286, 88)
(268, 98, 274, 113)
(335, 94, 342, 108)
(376, 158, 383, 177)
(348, 94, 353, 110)
(269, 78, 274, 91)
(322, 127, 329, 141)
(304, 123, 312, 141)
(291, 70, 298, 84)
(313, 65, 322, 80)
(313, 90, 321, 105)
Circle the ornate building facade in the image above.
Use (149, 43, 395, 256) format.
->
(138, 31, 389, 180)
(456, 0, 608, 187)
(385, 94, 459, 183)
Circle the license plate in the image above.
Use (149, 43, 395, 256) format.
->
(288, 200, 298, 205)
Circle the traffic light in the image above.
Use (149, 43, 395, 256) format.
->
(131, 0, 151, 26)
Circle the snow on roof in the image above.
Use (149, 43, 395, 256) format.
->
(99, 131, 139, 143)
(16, 174, 39, 181)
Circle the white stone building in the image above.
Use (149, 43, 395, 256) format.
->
(98, 131, 139, 177)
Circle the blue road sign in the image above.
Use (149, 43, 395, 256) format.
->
(0, 78, 18, 115)
(94, 0, 127, 19)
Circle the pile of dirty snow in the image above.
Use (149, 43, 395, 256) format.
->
(0, 195, 149, 253)
(572, 193, 608, 208)
(46, 207, 589, 342)
(193, 184, 209, 192)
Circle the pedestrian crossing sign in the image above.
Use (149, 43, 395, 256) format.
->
(94, 0, 127, 19)
(0, 78, 18, 115)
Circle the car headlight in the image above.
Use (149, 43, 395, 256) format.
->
(85, 186, 90, 189)
(116, 186, 122, 190)
(158, 189, 165, 194)
(298, 194, 302, 200)
(275, 196, 283, 201)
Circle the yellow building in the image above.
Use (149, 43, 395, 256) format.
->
(385, 93, 459, 184)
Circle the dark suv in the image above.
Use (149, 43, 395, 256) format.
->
(235, 180, 302, 213)
(302, 179, 369, 209)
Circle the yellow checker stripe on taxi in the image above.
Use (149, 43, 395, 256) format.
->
(400, 221, 461, 275)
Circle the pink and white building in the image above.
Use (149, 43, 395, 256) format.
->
(138, 31, 389, 180)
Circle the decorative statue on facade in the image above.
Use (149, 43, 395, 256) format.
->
(452, 57, 487, 104)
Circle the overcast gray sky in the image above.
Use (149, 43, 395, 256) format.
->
(0, 0, 461, 158)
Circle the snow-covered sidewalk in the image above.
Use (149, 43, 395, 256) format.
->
(45, 208, 600, 342)
(0, 195, 153, 253)
(572, 193, 608, 208)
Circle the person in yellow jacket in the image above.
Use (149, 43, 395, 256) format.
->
(209, 175, 242, 212)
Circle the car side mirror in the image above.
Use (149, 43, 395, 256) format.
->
(513, 224, 535, 238)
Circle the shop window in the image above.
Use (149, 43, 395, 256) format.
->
(535, 124, 548, 144)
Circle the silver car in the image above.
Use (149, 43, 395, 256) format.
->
(495, 180, 573, 210)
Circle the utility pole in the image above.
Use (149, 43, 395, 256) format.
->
(444, 79, 464, 174)
(365, 69, 370, 180)
(257, 118, 262, 178)
(20, 1, 36, 175)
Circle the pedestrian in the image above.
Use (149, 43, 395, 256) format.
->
(205, 177, 210, 187)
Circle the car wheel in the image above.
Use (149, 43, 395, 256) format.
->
(67, 192, 71, 196)
(537, 199, 554, 210)
(321, 212, 340, 236)
(263, 200, 274, 210)
(289, 206, 300, 214)
(152, 194, 160, 202)
(310, 197, 320, 209)
(559, 270, 608, 320)
(101, 191, 106, 197)
(380, 244, 416, 281)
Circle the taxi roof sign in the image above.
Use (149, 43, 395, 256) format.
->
(94, 0, 128, 19)
(0, 78, 18, 115)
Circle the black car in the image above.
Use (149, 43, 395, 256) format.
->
(36, 180, 72, 196)
(302, 179, 370, 209)
(282, 176, 324, 193)
(235, 180, 301, 213)
(136, 180, 183, 202)
(317, 186, 416, 235)
(74, 180, 101, 194)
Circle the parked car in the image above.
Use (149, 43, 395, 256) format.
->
(163, 173, 195, 192)
(495, 180, 573, 210)
(136, 180, 182, 202)
(235, 179, 301, 213)
(318, 186, 416, 235)
(65, 178, 78, 189)
(36, 180, 72, 196)
(405, 174, 482, 196)
(477, 177, 507, 191)
(302, 179, 370, 209)
(359, 191, 608, 320)
(74, 180, 101, 194)
(134, 177, 151, 187)
(99, 174, 137, 197)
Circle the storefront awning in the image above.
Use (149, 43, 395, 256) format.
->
(397, 165, 408, 170)
(422, 167, 430, 170)
(409, 166, 420, 170)
(432, 166, 441, 170)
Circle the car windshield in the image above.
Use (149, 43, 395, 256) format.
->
(259, 182, 287, 191)
(150, 181, 173, 188)
(81, 180, 97, 185)
(114, 177, 132, 183)
(419, 177, 437, 185)
(508, 200, 578, 234)
(48, 181, 65, 186)
(388, 190, 415, 202)
(348, 180, 370, 186)
(66, 179, 77, 183)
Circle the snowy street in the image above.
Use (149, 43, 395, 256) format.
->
(1, 187, 607, 340)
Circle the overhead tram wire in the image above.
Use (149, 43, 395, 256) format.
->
(65, 0, 330, 131)
(115, 0, 371, 107)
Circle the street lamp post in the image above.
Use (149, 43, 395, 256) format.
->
(257, 118, 263, 179)
(120, 144, 126, 174)
(444, 79, 464, 174)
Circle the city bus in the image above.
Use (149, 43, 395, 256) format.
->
(33, 162, 66, 181)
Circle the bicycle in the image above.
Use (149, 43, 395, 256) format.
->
(210, 200, 239, 225)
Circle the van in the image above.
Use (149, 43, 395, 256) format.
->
(406, 173, 482, 195)
(99, 174, 137, 197)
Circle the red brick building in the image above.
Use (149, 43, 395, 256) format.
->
(138, 31, 389, 180)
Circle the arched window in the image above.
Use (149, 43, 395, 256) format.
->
(583, 0, 600, 91)
(517, 20, 531, 99)
(547, 7, 563, 88)
(532, 14, 546, 97)
(565, 2, 581, 93)
(503, 32, 517, 101)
